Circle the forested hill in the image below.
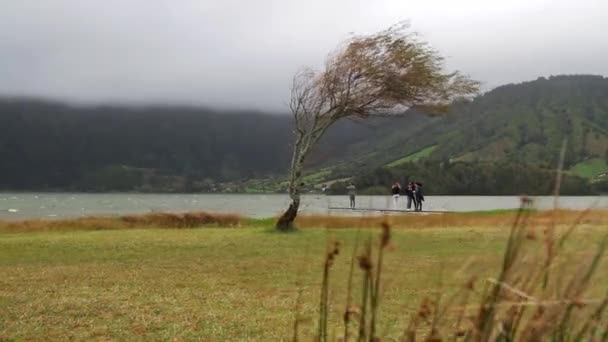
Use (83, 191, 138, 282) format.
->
(0, 100, 279, 190)
(319, 75, 608, 195)
(433, 75, 608, 166)
(331, 75, 608, 170)
(1, 75, 607, 193)
(0, 98, 372, 191)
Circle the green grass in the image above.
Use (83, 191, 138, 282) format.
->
(0, 223, 606, 340)
(387, 145, 437, 167)
(302, 169, 332, 185)
(314, 176, 352, 188)
(570, 158, 608, 179)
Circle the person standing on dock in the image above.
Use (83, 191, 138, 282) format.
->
(391, 182, 401, 209)
(346, 182, 356, 209)
(414, 182, 424, 211)
(405, 182, 415, 210)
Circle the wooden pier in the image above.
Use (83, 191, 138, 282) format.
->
(328, 207, 453, 214)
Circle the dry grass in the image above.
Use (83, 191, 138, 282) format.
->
(2, 209, 606, 235)
(295, 209, 608, 230)
(0, 211, 243, 233)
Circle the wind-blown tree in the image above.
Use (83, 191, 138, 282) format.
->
(276, 24, 479, 230)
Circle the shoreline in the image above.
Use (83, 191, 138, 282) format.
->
(1, 194, 607, 222)
(1, 208, 607, 233)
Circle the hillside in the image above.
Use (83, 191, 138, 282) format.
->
(1, 75, 607, 193)
(433, 75, 608, 167)
(0, 100, 284, 190)
(0, 98, 380, 191)
(361, 76, 606, 166)
(313, 75, 608, 188)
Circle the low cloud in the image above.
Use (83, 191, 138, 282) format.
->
(1, 0, 606, 111)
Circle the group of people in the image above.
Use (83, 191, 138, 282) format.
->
(391, 181, 424, 211)
(345, 181, 424, 211)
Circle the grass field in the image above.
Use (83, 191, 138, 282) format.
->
(386, 145, 437, 167)
(1, 211, 607, 340)
(570, 158, 608, 179)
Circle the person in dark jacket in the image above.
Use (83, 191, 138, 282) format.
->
(405, 181, 415, 210)
(414, 182, 424, 211)
(346, 183, 356, 209)
(390, 182, 401, 209)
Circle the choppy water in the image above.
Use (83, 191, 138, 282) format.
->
(0, 193, 606, 221)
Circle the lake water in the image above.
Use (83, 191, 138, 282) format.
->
(0, 193, 606, 221)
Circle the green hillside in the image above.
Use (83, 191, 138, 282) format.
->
(323, 75, 608, 174)
(0, 99, 373, 192)
(302, 75, 608, 195)
(387, 145, 437, 167)
(431, 75, 608, 167)
(570, 158, 608, 179)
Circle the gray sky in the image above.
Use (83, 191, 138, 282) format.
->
(1, 0, 607, 111)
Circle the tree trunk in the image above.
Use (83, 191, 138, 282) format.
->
(275, 119, 330, 231)
(276, 157, 304, 231)
(276, 135, 307, 231)
(276, 194, 300, 231)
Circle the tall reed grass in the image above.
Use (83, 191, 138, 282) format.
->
(295, 198, 608, 341)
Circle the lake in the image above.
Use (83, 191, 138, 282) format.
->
(0, 193, 606, 221)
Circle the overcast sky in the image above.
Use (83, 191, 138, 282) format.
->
(1, 0, 607, 111)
